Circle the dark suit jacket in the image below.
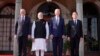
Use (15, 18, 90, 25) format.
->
(15, 16, 31, 37)
(49, 16, 65, 37)
(67, 19, 83, 38)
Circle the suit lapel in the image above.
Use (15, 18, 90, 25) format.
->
(72, 20, 79, 30)
(72, 20, 75, 26)
(76, 20, 79, 27)
(24, 16, 26, 22)
(23, 16, 26, 25)
(57, 17, 62, 27)
(72, 20, 78, 27)
(58, 17, 61, 26)
(71, 20, 76, 29)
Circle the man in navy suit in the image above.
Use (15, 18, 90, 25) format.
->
(49, 9, 65, 56)
(67, 11, 83, 56)
(14, 9, 31, 56)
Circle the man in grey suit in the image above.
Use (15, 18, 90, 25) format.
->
(14, 9, 31, 56)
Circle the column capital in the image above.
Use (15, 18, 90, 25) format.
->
(16, 0, 22, 3)
(76, 0, 83, 3)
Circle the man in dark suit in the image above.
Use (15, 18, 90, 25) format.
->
(14, 9, 31, 56)
(67, 11, 83, 56)
(49, 9, 65, 56)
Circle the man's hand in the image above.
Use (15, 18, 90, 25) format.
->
(62, 35, 65, 39)
(50, 35, 53, 39)
(67, 37, 70, 41)
(28, 35, 31, 40)
(32, 38, 35, 42)
(80, 37, 84, 41)
(14, 35, 17, 39)
(46, 39, 49, 43)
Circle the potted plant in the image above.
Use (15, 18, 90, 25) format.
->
(63, 39, 71, 56)
(27, 39, 32, 55)
(85, 36, 99, 51)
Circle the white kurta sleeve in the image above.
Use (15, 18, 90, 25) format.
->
(31, 21, 35, 39)
(45, 22, 49, 39)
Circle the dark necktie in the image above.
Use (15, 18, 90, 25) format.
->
(74, 20, 77, 25)
(21, 17, 25, 24)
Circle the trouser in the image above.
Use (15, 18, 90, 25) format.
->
(70, 37, 80, 56)
(18, 36, 28, 56)
(52, 37, 63, 56)
(35, 50, 45, 56)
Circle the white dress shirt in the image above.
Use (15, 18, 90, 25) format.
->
(73, 19, 77, 24)
(55, 16, 59, 25)
(21, 16, 25, 21)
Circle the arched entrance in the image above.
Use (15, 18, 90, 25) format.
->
(29, 1, 70, 24)
(29, 1, 70, 51)
(0, 4, 15, 52)
(37, 2, 59, 51)
(37, 2, 59, 21)
(83, 2, 99, 52)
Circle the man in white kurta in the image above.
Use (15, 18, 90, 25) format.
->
(31, 12, 49, 56)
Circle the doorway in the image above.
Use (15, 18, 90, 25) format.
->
(37, 2, 59, 21)
(83, 2, 99, 52)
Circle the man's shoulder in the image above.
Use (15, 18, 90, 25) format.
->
(49, 16, 54, 21)
(25, 16, 30, 19)
(60, 16, 64, 19)
(77, 19, 82, 22)
(51, 16, 55, 19)
(69, 20, 73, 22)
(25, 16, 31, 21)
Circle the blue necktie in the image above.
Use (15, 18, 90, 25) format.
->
(56, 17, 59, 25)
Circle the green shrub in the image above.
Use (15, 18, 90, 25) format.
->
(63, 40, 71, 53)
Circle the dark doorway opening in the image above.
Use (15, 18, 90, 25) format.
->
(83, 2, 99, 53)
(37, 2, 59, 21)
(0, 4, 15, 53)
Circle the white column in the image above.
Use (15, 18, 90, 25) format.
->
(15, 0, 22, 22)
(76, 0, 84, 56)
(13, 0, 22, 56)
(76, 0, 83, 21)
